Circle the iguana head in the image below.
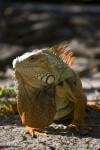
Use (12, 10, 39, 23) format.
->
(13, 41, 75, 88)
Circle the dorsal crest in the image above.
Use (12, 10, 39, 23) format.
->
(49, 41, 75, 67)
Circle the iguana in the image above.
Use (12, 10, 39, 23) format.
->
(13, 41, 91, 136)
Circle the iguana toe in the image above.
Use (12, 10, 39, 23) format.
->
(26, 126, 52, 137)
(67, 121, 92, 131)
(67, 124, 79, 131)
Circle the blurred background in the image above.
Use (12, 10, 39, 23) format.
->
(0, 0, 100, 101)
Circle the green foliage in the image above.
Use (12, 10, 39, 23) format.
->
(3, 98, 11, 109)
(5, 86, 17, 97)
(0, 88, 6, 96)
(0, 86, 17, 112)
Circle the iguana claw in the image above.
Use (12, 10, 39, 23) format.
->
(67, 124, 79, 131)
(67, 121, 92, 131)
(26, 126, 52, 137)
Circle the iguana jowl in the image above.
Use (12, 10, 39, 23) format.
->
(13, 41, 91, 136)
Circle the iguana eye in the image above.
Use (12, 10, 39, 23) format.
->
(30, 57, 34, 60)
(29, 57, 35, 61)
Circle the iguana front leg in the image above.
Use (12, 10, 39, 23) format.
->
(68, 95, 91, 131)
(64, 74, 92, 131)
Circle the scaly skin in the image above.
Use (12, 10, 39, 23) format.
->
(16, 72, 56, 136)
(55, 73, 91, 131)
(13, 41, 91, 136)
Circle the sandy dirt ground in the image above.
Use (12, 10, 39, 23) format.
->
(0, 108, 100, 150)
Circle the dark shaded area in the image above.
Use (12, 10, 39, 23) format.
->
(9, 0, 100, 4)
(0, 1, 100, 69)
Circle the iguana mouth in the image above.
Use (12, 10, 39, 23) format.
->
(13, 56, 20, 68)
(14, 70, 24, 83)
